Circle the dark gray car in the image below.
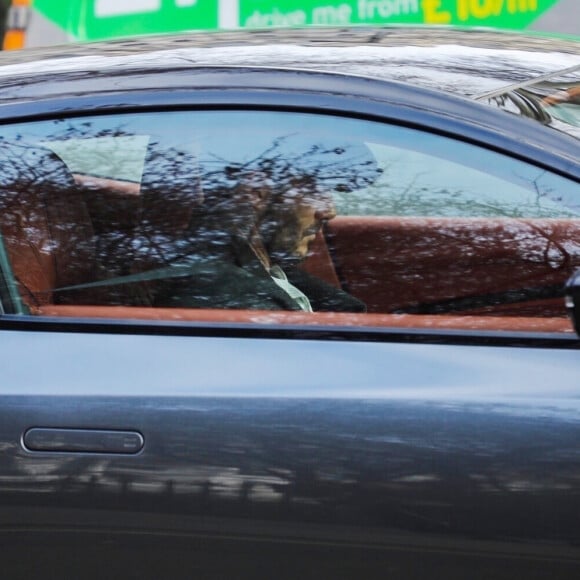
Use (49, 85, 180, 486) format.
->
(1, 27, 579, 579)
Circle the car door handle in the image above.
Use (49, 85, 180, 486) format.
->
(23, 428, 144, 454)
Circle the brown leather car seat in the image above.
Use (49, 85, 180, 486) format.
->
(0, 142, 97, 309)
(134, 145, 203, 266)
(326, 215, 580, 317)
(109, 144, 205, 304)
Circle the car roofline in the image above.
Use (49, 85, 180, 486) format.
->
(0, 65, 577, 179)
(0, 25, 578, 62)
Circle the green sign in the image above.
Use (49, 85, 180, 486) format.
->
(32, 0, 568, 42)
(34, 0, 219, 40)
(241, 0, 560, 29)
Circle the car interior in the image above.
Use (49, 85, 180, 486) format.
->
(0, 126, 578, 334)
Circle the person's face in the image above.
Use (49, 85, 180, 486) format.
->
(261, 191, 336, 267)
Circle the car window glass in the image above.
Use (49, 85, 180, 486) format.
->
(0, 110, 578, 331)
(344, 141, 579, 218)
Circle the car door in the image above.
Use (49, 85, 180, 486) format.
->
(1, 95, 580, 579)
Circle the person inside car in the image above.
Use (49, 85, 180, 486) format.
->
(152, 137, 381, 312)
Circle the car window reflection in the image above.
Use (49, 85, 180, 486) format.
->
(0, 110, 579, 328)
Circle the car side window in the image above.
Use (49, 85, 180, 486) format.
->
(0, 110, 578, 331)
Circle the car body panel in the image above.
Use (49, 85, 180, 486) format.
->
(1, 327, 580, 578)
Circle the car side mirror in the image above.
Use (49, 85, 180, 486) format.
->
(565, 269, 580, 336)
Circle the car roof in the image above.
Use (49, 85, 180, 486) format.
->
(0, 26, 578, 162)
(0, 26, 578, 95)
(1, 26, 578, 137)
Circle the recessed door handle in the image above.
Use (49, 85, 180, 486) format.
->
(23, 428, 144, 454)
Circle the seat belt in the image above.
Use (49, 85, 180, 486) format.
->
(51, 264, 197, 295)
